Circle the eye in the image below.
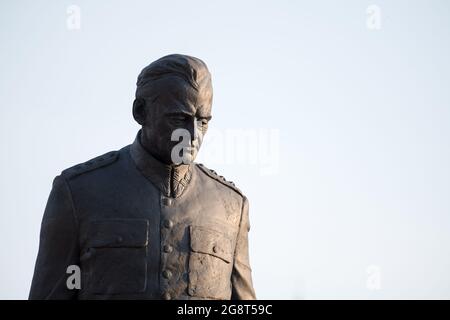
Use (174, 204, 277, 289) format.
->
(171, 115, 186, 123)
(197, 118, 209, 128)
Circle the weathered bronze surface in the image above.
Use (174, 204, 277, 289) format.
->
(29, 54, 256, 300)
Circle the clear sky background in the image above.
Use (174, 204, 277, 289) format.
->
(1, 0, 449, 299)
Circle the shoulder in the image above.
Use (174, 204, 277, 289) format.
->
(195, 163, 245, 198)
(61, 150, 121, 180)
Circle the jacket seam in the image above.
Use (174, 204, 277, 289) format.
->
(233, 195, 250, 269)
(44, 175, 80, 299)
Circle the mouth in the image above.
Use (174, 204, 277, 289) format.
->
(185, 148, 197, 158)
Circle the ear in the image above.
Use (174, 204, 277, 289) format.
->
(132, 98, 147, 125)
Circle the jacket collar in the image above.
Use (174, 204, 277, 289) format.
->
(130, 131, 192, 198)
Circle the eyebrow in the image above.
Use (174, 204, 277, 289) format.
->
(166, 111, 212, 120)
(166, 111, 194, 117)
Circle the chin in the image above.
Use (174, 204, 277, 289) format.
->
(181, 155, 194, 164)
(182, 150, 198, 164)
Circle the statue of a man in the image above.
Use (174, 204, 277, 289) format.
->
(29, 54, 256, 300)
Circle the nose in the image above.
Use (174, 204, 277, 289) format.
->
(187, 118, 199, 143)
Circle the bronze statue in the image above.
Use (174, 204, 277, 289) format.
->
(29, 54, 256, 300)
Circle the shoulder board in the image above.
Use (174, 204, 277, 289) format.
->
(196, 163, 243, 197)
(62, 151, 119, 179)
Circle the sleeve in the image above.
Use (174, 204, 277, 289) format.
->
(29, 175, 80, 300)
(231, 196, 256, 300)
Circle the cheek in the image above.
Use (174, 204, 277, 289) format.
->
(157, 126, 181, 149)
(197, 128, 207, 141)
(152, 120, 172, 137)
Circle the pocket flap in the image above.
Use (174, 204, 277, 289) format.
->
(86, 219, 149, 248)
(189, 225, 233, 263)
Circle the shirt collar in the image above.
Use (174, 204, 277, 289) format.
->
(130, 130, 192, 198)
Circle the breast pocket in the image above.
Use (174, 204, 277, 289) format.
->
(188, 225, 234, 299)
(82, 219, 149, 295)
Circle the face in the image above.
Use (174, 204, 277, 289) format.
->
(135, 79, 212, 165)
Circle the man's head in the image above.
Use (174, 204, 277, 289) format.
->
(133, 54, 213, 165)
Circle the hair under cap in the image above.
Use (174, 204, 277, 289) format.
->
(135, 54, 212, 100)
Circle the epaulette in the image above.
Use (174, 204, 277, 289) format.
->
(62, 151, 119, 179)
(196, 163, 243, 197)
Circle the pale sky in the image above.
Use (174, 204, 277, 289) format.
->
(1, 0, 449, 299)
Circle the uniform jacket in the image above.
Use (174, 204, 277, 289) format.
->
(29, 132, 256, 300)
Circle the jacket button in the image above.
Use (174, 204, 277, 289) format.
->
(162, 270, 172, 279)
(163, 244, 173, 253)
(162, 197, 172, 206)
(212, 245, 218, 253)
(82, 248, 96, 260)
(116, 236, 123, 244)
(163, 219, 173, 229)
(162, 292, 171, 300)
(188, 287, 196, 296)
